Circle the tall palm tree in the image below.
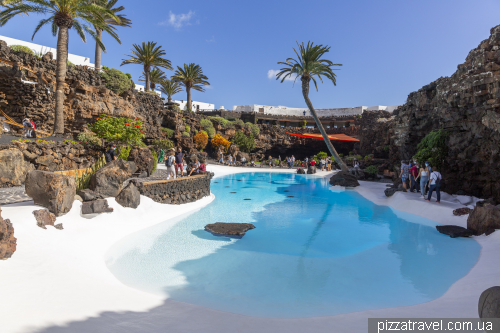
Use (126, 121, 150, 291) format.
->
(120, 41, 172, 92)
(276, 41, 347, 172)
(92, 0, 131, 70)
(0, 0, 120, 136)
(158, 79, 182, 104)
(139, 68, 166, 91)
(172, 63, 209, 111)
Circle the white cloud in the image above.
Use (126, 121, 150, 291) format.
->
(159, 11, 195, 30)
(206, 36, 215, 43)
(267, 69, 297, 82)
(205, 85, 213, 89)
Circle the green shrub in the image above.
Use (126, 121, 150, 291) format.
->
(413, 129, 449, 169)
(125, 73, 131, 79)
(99, 68, 132, 95)
(200, 118, 216, 137)
(232, 130, 255, 153)
(118, 145, 131, 160)
(209, 116, 233, 128)
(161, 128, 175, 138)
(300, 120, 307, 127)
(75, 154, 106, 191)
(77, 132, 101, 145)
(206, 127, 215, 138)
(171, 104, 182, 113)
(355, 155, 363, 160)
(244, 122, 260, 137)
(152, 139, 173, 151)
(182, 131, 190, 137)
(364, 155, 373, 160)
(151, 150, 158, 174)
(67, 60, 75, 67)
(233, 119, 245, 127)
(10, 45, 34, 54)
(102, 65, 110, 70)
(185, 125, 191, 132)
(273, 158, 280, 166)
(317, 151, 328, 159)
(88, 115, 145, 146)
(200, 130, 207, 136)
(365, 165, 378, 174)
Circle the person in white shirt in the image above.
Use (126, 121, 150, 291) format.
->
(426, 167, 442, 203)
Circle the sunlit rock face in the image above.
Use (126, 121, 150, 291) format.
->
(0, 206, 16, 260)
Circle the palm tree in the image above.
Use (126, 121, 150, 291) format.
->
(91, 0, 131, 70)
(172, 63, 209, 111)
(158, 79, 182, 104)
(139, 68, 166, 91)
(120, 41, 172, 92)
(276, 41, 347, 172)
(0, 0, 120, 136)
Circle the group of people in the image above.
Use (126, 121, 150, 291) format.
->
(22, 118, 36, 138)
(400, 159, 442, 202)
(164, 147, 206, 179)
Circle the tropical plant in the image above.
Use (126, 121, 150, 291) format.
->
(99, 68, 131, 94)
(276, 41, 346, 171)
(151, 150, 157, 173)
(161, 127, 174, 138)
(172, 63, 209, 111)
(139, 68, 166, 91)
(158, 79, 182, 103)
(0, 0, 121, 136)
(233, 119, 245, 127)
(300, 120, 306, 127)
(9, 44, 34, 54)
(118, 145, 131, 160)
(182, 131, 190, 137)
(209, 116, 232, 128)
(413, 129, 449, 170)
(121, 41, 172, 91)
(152, 138, 173, 151)
(365, 165, 378, 175)
(88, 115, 145, 146)
(316, 151, 328, 159)
(91, 0, 131, 70)
(210, 134, 230, 152)
(185, 125, 190, 132)
(193, 131, 208, 150)
(233, 130, 255, 153)
(245, 122, 260, 137)
(74, 153, 106, 191)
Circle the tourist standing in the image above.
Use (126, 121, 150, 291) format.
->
(228, 154, 233, 166)
(426, 168, 442, 203)
(327, 157, 332, 171)
(320, 157, 326, 171)
(268, 155, 273, 168)
(241, 156, 247, 165)
(165, 149, 176, 179)
(218, 149, 224, 165)
(409, 162, 419, 192)
(415, 163, 429, 197)
(292, 155, 296, 167)
(22, 118, 31, 137)
(400, 160, 409, 190)
(305, 157, 309, 166)
(174, 147, 184, 178)
(105, 144, 117, 163)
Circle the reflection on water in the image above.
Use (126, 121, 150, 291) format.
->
(105, 173, 480, 318)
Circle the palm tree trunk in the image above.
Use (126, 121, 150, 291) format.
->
(186, 87, 191, 111)
(144, 66, 150, 91)
(301, 79, 347, 172)
(54, 26, 69, 136)
(167, 96, 172, 103)
(94, 28, 102, 70)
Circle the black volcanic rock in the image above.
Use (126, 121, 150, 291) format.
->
(205, 222, 255, 238)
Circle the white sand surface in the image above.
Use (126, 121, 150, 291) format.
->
(0, 165, 498, 333)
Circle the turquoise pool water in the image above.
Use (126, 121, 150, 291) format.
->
(105, 172, 480, 318)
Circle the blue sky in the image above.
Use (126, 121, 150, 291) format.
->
(1, 0, 499, 109)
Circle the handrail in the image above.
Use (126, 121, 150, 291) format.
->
(0, 108, 52, 137)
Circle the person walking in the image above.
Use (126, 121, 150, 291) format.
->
(426, 168, 442, 203)
(165, 149, 176, 180)
(409, 162, 419, 193)
(416, 162, 430, 197)
(174, 147, 184, 178)
(320, 157, 326, 171)
(400, 160, 409, 190)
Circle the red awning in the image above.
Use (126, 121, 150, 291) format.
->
(286, 132, 360, 142)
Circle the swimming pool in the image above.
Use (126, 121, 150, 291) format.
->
(105, 172, 480, 318)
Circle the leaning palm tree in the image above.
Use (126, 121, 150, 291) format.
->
(172, 63, 209, 111)
(158, 79, 182, 104)
(0, 0, 120, 136)
(91, 0, 131, 70)
(120, 41, 172, 92)
(139, 68, 166, 91)
(276, 41, 347, 172)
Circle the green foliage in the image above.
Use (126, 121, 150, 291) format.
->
(364, 155, 373, 160)
(102, 65, 111, 70)
(272, 158, 280, 166)
(78, 132, 101, 145)
(244, 122, 260, 137)
(62, 139, 78, 144)
(10, 45, 34, 54)
(233, 119, 245, 127)
(339, 153, 344, 157)
(99, 68, 132, 95)
(200, 118, 216, 137)
(316, 151, 328, 159)
(88, 115, 145, 146)
(125, 73, 131, 79)
(200, 130, 207, 136)
(171, 104, 182, 113)
(300, 120, 307, 127)
(383, 145, 390, 152)
(206, 127, 215, 138)
(75, 154, 106, 191)
(11, 138, 32, 143)
(118, 145, 131, 160)
(161, 127, 175, 138)
(185, 125, 191, 132)
(413, 129, 449, 169)
(355, 155, 363, 160)
(232, 130, 255, 153)
(272, 120, 277, 126)
(151, 150, 158, 174)
(182, 131, 190, 137)
(152, 139, 173, 151)
(67, 60, 75, 67)
(365, 165, 378, 174)
(209, 116, 233, 128)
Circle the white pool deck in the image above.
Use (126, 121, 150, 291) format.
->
(0, 165, 498, 333)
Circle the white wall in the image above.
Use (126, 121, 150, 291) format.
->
(134, 84, 161, 96)
(0, 35, 94, 67)
(232, 104, 400, 116)
(172, 100, 215, 111)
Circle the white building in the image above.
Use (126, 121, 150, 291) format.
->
(134, 84, 161, 96)
(0, 35, 94, 67)
(172, 100, 215, 111)
(232, 104, 400, 117)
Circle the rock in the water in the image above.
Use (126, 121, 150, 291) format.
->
(89, 159, 137, 197)
(25, 170, 76, 216)
(453, 207, 472, 216)
(329, 171, 360, 187)
(384, 188, 397, 197)
(205, 222, 255, 238)
(467, 205, 500, 235)
(0, 206, 16, 259)
(436, 225, 474, 238)
(478, 286, 500, 318)
(128, 147, 154, 177)
(297, 168, 306, 174)
(0, 148, 30, 186)
(77, 189, 103, 202)
(81, 199, 114, 215)
(307, 166, 317, 174)
(33, 209, 56, 229)
(115, 183, 140, 209)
